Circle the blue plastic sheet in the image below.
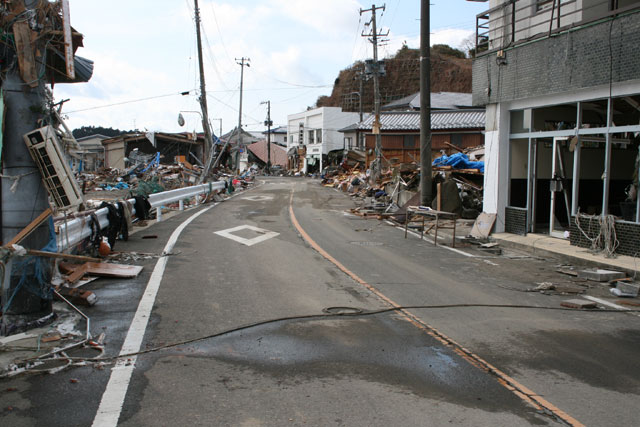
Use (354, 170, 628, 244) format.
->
(432, 153, 484, 173)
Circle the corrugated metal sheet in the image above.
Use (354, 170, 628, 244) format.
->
(355, 110, 485, 131)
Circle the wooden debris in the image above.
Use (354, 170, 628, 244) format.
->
(6, 208, 52, 246)
(61, 262, 143, 284)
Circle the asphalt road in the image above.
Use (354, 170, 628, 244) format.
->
(1, 177, 639, 426)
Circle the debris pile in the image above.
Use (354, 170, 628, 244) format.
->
(320, 149, 484, 220)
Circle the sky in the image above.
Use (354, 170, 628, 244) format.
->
(54, 0, 488, 137)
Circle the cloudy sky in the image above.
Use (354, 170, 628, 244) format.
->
(54, 0, 487, 136)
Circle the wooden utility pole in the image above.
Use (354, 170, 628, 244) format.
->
(360, 4, 388, 182)
(194, 0, 215, 183)
(235, 57, 250, 172)
(420, 0, 432, 206)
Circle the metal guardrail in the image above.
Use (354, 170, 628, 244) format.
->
(56, 181, 226, 251)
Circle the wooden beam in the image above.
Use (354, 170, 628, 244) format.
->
(6, 208, 52, 246)
(444, 141, 465, 153)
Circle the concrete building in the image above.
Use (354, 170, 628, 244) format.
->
(470, 0, 640, 255)
(287, 107, 360, 174)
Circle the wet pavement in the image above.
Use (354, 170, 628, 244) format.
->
(1, 177, 639, 426)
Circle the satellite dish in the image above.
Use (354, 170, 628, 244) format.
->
(178, 113, 185, 127)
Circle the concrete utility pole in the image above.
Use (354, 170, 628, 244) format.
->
(193, 0, 216, 183)
(261, 101, 273, 174)
(235, 57, 250, 172)
(420, 0, 432, 206)
(2, 0, 54, 326)
(360, 4, 388, 182)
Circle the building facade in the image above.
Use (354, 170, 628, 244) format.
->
(286, 107, 360, 173)
(471, 0, 640, 254)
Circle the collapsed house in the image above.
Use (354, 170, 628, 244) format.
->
(102, 132, 205, 170)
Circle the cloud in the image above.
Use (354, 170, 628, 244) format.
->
(430, 28, 475, 50)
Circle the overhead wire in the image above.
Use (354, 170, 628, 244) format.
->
(64, 91, 196, 114)
(10, 303, 639, 368)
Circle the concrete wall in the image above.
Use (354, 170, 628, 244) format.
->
(473, 10, 640, 106)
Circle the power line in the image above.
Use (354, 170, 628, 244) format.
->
(64, 91, 195, 114)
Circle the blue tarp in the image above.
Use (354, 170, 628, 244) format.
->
(432, 153, 484, 173)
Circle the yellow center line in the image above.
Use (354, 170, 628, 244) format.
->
(289, 189, 584, 427)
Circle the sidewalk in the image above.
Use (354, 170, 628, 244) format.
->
(492, 232, 640, 275)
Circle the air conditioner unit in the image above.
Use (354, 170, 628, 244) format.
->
(24, 125, 84, 210)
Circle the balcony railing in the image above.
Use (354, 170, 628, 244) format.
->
(474, 0, 640, 55)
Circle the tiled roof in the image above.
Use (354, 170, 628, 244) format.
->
(348, 110, 485, 131)
(382, 91, 473, 111)
(247, 139, 288, 167)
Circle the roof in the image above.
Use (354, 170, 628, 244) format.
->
(247, 139, 288, 167)
(343, 110, 485, 132)
(76, 134, 111, 142)
(220, 127, 260, 145)
(382, 92, 473, 111)
(102, 132, 203, 146)
(264, 126, 288, 134)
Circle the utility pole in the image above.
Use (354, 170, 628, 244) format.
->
(360, 4, 388, 182)
(420, 0, 432, 206)
(235, 57, 250, 172)
(194, 0, 215, 183)
(261, 101, 273, 174)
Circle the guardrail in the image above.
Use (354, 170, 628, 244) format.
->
(56, 181, 226, 251)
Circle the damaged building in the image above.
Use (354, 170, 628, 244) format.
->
(471, 0, 640, 255)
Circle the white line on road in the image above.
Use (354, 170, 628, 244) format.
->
(92, 206, 214, 427)
(385, 221, 476, 258)
(214, 224, 279, 246)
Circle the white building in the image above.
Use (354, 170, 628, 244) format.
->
(262, 126, 288, 146)
(287, 107, 361, 173)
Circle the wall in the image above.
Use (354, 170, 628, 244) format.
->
(473, 10, 640, 106)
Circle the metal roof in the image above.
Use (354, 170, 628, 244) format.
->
(382, 92, 473, 111)
(347, 110, 485, 131)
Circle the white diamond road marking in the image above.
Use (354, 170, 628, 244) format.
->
(242, 195, 274, 201)
(214, 225, 279, 246)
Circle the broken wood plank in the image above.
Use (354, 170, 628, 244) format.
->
(13, 21, 38, 87)
(23, 249, 100, 263)
(6, 208, 53, 246)
(444, 141, 465, 153)
(63, 262, 143, 284)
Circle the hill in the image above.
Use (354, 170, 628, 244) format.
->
(316, 45, 472, 112)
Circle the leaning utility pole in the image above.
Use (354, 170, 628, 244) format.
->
(420, 0, 432, 206)
(194, 0, 215, 183)
(261, 101, 273, 174)
(360, 4, 388, 182)
(235, 57, 250, 172)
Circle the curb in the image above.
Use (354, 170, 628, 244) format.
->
(493, 236, 640, 277)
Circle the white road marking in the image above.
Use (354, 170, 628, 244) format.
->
(583, 296, 640, 317)
(385, 221, 476, 258)
(214, 225, 280, 246)
(92, 206, 214, 427)
(484, 260, 499, 266)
